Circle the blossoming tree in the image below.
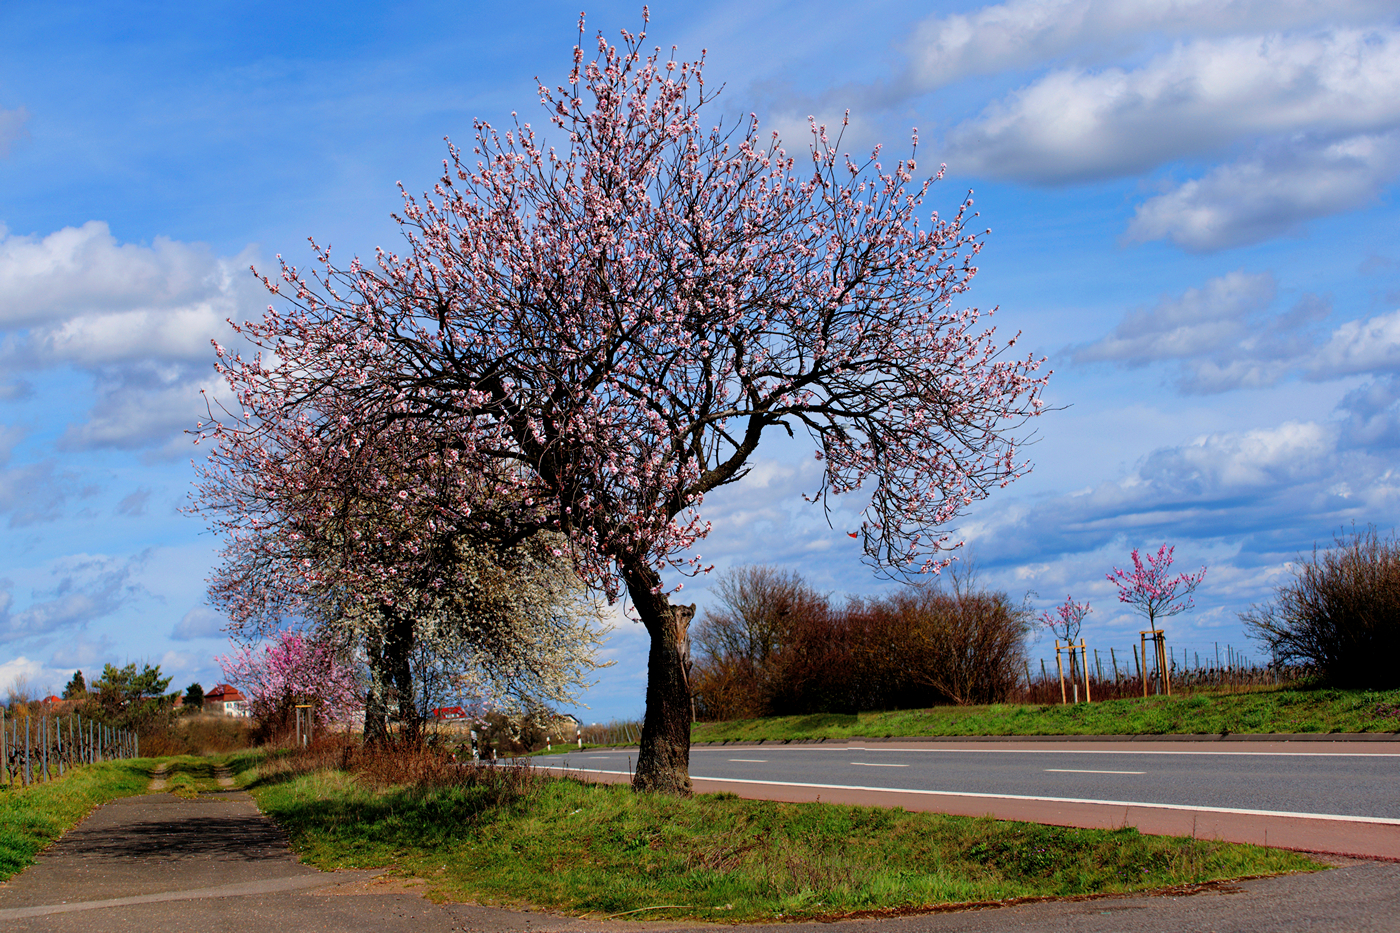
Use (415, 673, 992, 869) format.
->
(195, 14, 1049, 794)
(1107, 545, 1207, 629)
(1039, 596, 1090, 690)
(219, 630, 361, 733)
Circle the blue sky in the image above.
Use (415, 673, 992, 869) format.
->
(2, 1, 1398, 721)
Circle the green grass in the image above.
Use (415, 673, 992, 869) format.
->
(162, 756, 224, 798)
(0, 758, 156, 881)
(234, 754, 1319, 922)
(690, 686, 1400, 744)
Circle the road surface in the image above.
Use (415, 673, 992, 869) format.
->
(539, 738, 1400, 858)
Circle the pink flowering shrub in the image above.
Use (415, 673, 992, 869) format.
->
(219, 630, 362, 738)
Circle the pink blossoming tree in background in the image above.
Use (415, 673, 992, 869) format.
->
(1039, 596, 1090, 684)
(1107, 545, 1207, 630)
(219, 630, 362, 735)
(1039, 596, 1090, 645)
(194, 13, 1048, 794)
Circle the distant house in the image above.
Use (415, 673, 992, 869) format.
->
(203, 684, 251, 718)
(41, 695, 62, 706)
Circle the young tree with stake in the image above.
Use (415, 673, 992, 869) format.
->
(1107, 545, 1207, 629)
(195, 13, 1048, 794)
(1039, 596, 1090, 685)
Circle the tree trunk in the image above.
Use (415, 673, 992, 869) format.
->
(622, 560, 695, 795)
(363, 607, 416, 745)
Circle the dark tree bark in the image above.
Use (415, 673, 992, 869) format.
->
(363, 607, 416, 744)
(623, 561, 696, 795)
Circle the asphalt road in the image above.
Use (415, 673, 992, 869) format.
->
(551, 742, 1400, 820)
(4, 757, 1399, 932)
(538, 738, 1400, 858)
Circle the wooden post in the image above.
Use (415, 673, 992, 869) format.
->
(1158, 632, 1171, 696)
(1110, 647, 1119, 683)
(1055, 640, 1067, 705)
(1139, 633, 1148, 697)
(1080, 640, 1091, 703)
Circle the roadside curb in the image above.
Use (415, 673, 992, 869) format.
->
(691, 732, 1400, 746)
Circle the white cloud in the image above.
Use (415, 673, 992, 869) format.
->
(1071, 271, 1340, 393)
(0, 655, 44, 699)
(1127, 130, 1400, 250)
(1074, 271, 1278, 365)
(0, 553, 150, 639)
(0, 221, 231, 327)
(904, 0, 1395, 91)
(945, 28, 1400, 184)
(0, 222, 259, 452)
(1306, 307, 1400, 378)
(57, 369, 214, 455)
(961, 418, 1376, 570)
(172, 605, 227, 641)
(0, 107, 29, 158)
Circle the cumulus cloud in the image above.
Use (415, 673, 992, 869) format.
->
(0, 222, 260, 452)
(57, 367, 213, 455)
(0, 221, 238, 328)
(1127, 130, 1400, 250)
(0, 655, 43, 698)
(1335, 375, 1400, 448)
(0, 106, 30, 158)
(962, 416, 1389, 571)
(1072, 271, 1335, 392)
(945, 28, 1400, 185)
(1074, 271, 1278, 365)
(903, 0, 1394, 91)
(1072, 275, 1400, 392)
(1306, 308, 1400, 379)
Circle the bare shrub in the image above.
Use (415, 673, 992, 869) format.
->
(880, 584, 1031, 705)
(1242, 526, 1400, 689)
(692, 564, 1031, 719)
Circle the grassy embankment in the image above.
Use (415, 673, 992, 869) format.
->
(231, 749, 1319, 922)
(0, 758, 156, 881)
(688, 686, 1400, 744)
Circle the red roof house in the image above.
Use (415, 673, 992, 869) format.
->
(203, 684, 251, 718)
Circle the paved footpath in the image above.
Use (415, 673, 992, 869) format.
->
(2, 781, 1398, 932)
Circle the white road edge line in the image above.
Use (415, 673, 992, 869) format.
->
(691, 747, 1400, 758)
(851, 762, 909, 767)
(534, 765, 1400, 825)
(1045, 769, 1145, 774)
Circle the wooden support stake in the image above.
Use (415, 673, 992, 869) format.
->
(1055, 640, 1067, 705)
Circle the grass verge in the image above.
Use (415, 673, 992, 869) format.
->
(0, 758, 156, 881)
(690, 686, 1400, 744)
(233, 751, 1319, 922)
(162, 756, 225, 798)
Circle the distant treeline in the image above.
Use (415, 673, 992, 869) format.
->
(691, 565, 1030, 720)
